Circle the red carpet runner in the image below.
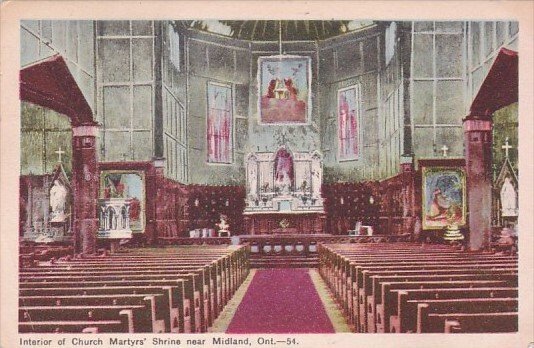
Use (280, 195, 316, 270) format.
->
(226, 269, 335, 333)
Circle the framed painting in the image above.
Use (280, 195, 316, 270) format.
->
(337, 84, 361, 161)
(422, 166, 467, 230)
(99, 170, 145, 232)
(258, 55, 311, 124)
(207, 81, 233, 164)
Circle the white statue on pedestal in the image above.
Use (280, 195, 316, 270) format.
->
(311, 151, 322, 199)
(50, 180, 67, 222)
(500, 177, 518, 217)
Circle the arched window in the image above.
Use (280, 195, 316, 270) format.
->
(338, 84, 361, 161)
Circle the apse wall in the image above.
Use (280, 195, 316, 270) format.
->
(183, 31, 323, 185)
(184, 24, 384, 185)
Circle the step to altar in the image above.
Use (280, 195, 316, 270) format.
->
(249, 255, 319, 268)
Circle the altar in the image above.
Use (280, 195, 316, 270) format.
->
(243, 211, 325, 235)
(244, 147, 325, 234)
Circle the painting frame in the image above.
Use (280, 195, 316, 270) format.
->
(99, 169, 146, 232)
(206, 80, 234, 165)
(257, 55, 312, 125)
(337, 84, 362, 162)
(421, 166, 467, 230)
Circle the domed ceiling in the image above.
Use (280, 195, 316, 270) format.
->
(175, 20, 375, 41)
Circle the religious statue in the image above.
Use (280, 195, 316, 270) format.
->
(300, 180, 308, 192)
(276, 173, 292, 195)
(49, 180, 67, 222)
(216, 214, 230, 237)
(274, 148, 293, 196)
(500, 177, 518, 217)
(497, 227, 515, 246)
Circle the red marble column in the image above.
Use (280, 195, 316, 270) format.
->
(463, 117, 493, 250)
(400, 155, 415, 235)
(143, 162, 156, 244)
(71, 124, 99, 255)
(153, 157, 166, 243)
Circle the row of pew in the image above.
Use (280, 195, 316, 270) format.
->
(19, 244, 74, 267)
(318, 243, 518, 333)
(19, 245, 249, 333)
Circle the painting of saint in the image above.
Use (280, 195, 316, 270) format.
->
(259, 56, 310, 124)
(337, 85, 360, 160)
(207, 82, 232, 163)
(422, 167, 466, 230)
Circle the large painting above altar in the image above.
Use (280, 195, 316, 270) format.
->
(258, 56, 311, 124)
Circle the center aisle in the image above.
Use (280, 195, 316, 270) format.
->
(226, 269, 335, 333)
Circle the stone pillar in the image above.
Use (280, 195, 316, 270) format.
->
(72, 124, 99, 255)
(463, 117, 493, 250)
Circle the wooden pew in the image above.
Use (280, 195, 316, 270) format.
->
(358, 264, 516, 333)
(21, 263, 227, 330)
(20, 293, 168, 332)
(20, 285, 187, 333)
(350, 261, 516, 328)
(19, 245, 249, 334)
(318, 243, 518, 333)
(23, 266, 217, 331)
(378, 276, 517, 333)
(403, 296, 517, 333)
(417, 307, 518, 333)
(320, 246, 517, 331)
(20, 305, 148, 333)
(389, 287, 518, 333)
(19, 319, 129, 333)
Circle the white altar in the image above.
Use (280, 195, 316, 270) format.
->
(245, 147, 324, 214)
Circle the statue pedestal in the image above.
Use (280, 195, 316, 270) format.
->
(218, 230, 231, 237)
(443, 224, 464, 242)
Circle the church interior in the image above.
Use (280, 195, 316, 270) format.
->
(18, 20, 520, 334)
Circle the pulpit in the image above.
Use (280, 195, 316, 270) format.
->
(97, 198, 133, 239)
